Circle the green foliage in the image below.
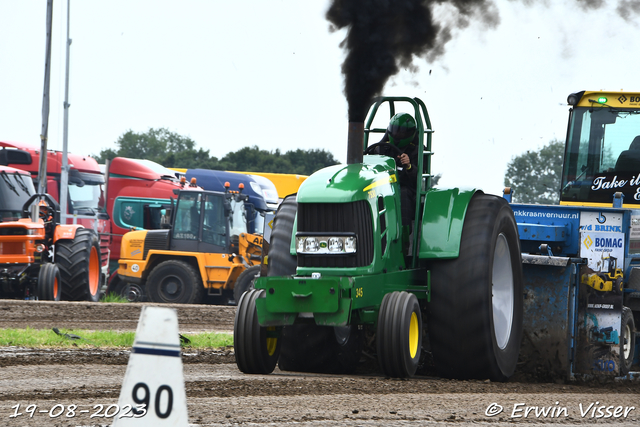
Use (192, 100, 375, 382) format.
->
(94, 128, 339, 175)
(0, 327, 135, 348)
(100, 293, 129, 303)
(504, 139, 564, 204)
(95, 128, 215, 169)
(179, 332, 234, 349)
(0, 328, 233, 349)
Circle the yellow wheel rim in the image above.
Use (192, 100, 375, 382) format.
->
(266, 326, 277, 356)
(409, 312, 419, 358)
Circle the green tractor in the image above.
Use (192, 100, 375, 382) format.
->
(234, 96, 524, 379)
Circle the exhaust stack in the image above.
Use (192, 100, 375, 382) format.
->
(346, 122, 364, 164)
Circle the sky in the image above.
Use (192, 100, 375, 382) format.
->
(2, 0, 640, 196)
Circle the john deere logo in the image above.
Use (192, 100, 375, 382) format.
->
(618, 95, 628, 104)
(584, 235, 593, 249)
(319, 241, 327, 249)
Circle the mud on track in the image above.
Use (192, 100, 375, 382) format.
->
(0, 300, 639, 426)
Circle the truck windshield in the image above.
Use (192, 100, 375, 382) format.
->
(68, 172, 105, 213)
(0, 171, 35, 221)
(561, 106, 640, 204)
(127, 159, 179, 181)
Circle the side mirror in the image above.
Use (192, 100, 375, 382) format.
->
(0, 148, 33, 166)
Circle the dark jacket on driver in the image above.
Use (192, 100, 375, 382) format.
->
(375, 131, 419, 225)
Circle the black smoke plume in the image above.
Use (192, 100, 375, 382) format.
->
(327, 0, 639, 122)
(326, 0, 499, 121)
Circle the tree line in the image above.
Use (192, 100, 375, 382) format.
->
(94, 128, 339, 176)
(95, 128, 564, 203)
(504, 139, 564, 204)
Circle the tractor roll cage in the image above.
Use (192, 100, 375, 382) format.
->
(363, 96, 434, 268)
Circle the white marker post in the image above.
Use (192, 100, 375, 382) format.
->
(113, 306, 188, 426)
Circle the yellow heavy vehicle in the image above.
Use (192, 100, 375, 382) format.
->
(117, 184, 262, 304)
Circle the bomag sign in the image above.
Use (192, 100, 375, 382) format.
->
(594, 236, 624, 249)
(580, 231, 625, 272)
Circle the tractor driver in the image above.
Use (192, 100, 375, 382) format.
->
(379, 112, 419, 227)
(374, 113, 419, 254)
(38, 199, 55, 248)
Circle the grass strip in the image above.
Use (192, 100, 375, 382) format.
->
(0, 328, 233, 349)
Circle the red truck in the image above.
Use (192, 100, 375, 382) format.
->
(0, 144, 199, 302)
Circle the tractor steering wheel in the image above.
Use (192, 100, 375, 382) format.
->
(363, 141, 404, 158)
(22, 194, 57, 221)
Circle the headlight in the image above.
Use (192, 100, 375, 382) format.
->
(345, 237, 356, 252)
(328, 237, 343, 252)
(304, 237, 319, 252)
(295, 234, 357, 255)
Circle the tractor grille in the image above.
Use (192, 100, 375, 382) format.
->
(0, 242, 25, 255)
(297, 201, 373, 268)
(143, 230, 170, 258)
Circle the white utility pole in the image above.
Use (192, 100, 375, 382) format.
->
(60, 0, 72, 224)
(38, 0, 54, 200)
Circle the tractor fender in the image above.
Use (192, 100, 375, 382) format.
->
(419, 187, 479, 259)
(53, 224, 84, 243)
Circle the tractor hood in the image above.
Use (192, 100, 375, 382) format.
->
(297, 156, 398, 203)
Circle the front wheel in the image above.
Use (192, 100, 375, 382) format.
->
(146, 260, 203, 304)
(428, 193, 524, 381)
(377, 291, 422, 378)
(234, 289, 281, 374)
(57, 228, 101, 302)
(621, 306, 636, 375)
(37, 263, 61, 301)
(233, 265, 260, 305)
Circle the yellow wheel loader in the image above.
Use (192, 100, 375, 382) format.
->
(117, 185, 262, 304)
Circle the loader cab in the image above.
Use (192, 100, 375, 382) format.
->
(560, 91, 640, 206)
(169, 189, 249, 254)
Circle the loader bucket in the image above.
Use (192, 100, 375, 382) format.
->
(518, 256, 577, 380)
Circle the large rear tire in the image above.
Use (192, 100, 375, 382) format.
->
(57, 228, 101, 302)
(234, 289, 281, 374)
(621, 306, 636, 375)
(377, 291, 422, 378)
(428, 193, 523, 381)
(146, 260, 203, 304)
(37, 263, 61, 301)
(233, 265, 260, 305)
(267, 195, 298, 277)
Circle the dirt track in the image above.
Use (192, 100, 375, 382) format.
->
(1, 300, 639, 427)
